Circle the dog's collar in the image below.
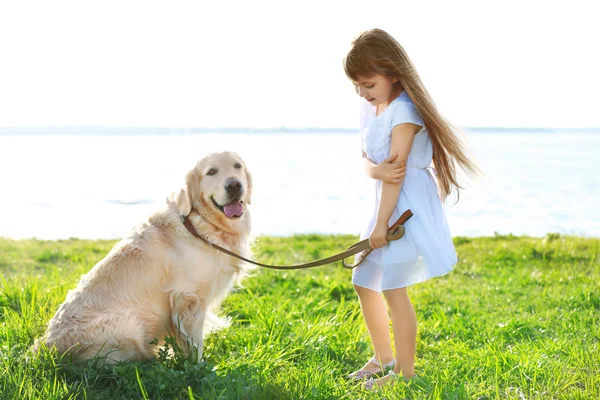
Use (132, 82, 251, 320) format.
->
(181, 214, 203, 240)
(180, 214, 249, 262)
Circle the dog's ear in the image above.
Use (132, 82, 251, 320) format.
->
(244, 161, 253, 205)
(176, 169, 200, 216)
(175, 188, 191, 217)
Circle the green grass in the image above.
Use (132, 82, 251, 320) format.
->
(0, 233, 598, 399)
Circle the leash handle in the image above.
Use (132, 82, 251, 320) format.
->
(342, 210, 413, 269)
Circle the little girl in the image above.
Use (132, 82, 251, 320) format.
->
(344, 29, 479, 389)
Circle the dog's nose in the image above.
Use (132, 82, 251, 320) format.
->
(225, 179, 243, 197)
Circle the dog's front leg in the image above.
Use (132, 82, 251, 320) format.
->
(170, 292, 206, 362)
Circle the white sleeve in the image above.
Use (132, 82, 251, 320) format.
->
(390, 102, 424, 129)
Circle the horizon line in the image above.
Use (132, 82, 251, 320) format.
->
(1, 125, 599, 133)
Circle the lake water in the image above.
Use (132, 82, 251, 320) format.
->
(1, 129, 598, 239)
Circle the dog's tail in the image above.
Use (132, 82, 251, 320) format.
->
(25, 337, 46, 362)
(29, 337, 45, 353)
(203, 311, 230, 336)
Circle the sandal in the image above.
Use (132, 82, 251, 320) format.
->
(364, 370, 400, 391)
(364, 370, 417, 391)
(346, 357, 396, 380)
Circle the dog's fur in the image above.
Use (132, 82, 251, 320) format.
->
(30, 151, 254, 363)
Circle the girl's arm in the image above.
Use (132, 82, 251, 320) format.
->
(363, 151, 406, 183)
(369, 123, 420, 249)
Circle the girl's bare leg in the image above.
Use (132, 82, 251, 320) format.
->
(368, 287, 416, 387)
(352, 285, 395, 373)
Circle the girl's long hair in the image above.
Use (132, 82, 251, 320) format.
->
(344, 28, 480, 200)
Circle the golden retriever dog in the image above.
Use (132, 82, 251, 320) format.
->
(30, 151, 254, 363)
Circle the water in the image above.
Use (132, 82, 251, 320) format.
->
(1, 129, 598, 239)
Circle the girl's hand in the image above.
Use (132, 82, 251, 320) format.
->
(373, 153, 406, 184)
(369, 222, 389, 249)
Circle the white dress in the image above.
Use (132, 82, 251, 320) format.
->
(352, 91, 457, 292)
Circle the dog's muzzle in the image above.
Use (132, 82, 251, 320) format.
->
(225, 179, 243, 199)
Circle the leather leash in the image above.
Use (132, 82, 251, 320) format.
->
(181, 209, 413, 270)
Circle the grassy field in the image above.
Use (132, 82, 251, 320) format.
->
(0, 233, 598, 399)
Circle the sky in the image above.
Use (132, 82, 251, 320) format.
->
(0, 0, 599, 129)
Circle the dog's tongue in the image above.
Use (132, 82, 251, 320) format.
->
(223, 200, 243, 217)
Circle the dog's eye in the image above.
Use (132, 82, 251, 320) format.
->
(234, 163, 242, 169)
(207, 168, 218, 176)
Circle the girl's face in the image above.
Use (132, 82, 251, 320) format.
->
(353, 74, 399, 106)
